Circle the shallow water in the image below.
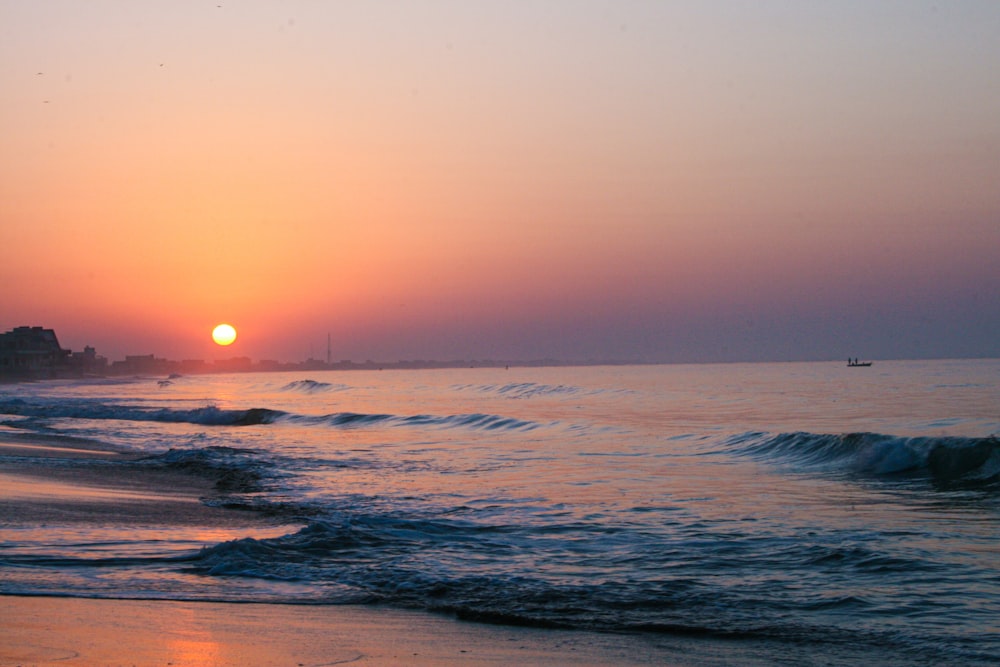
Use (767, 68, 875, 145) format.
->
(1, 360, 998, 664)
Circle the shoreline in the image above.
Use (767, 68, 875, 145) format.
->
(0, 595, 725, 666)
(0, 436, 285, 529)
(0, 435, 707, 665)
(0, 430, 947, 665)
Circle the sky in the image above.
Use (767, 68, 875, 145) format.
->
(2, 1, 998, 364)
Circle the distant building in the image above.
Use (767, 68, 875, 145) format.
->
(213, 356, 253, 373)
(256, 359, 282, 372)
(67, 345, 108, 376)
(178, 359, 208, 374)
(0, 326, 71, 378)
(110, 354, 173, 375)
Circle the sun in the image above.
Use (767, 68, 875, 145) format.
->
(211, 323, 237, 346)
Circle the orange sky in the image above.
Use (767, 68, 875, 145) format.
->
(2, 2, 998, 362)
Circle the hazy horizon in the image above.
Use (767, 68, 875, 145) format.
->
(3, 2, 998, 364)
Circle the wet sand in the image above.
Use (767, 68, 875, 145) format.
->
(0, 437, 276, 528)
(0, 595, 724, 666)
(0, 436, 757, 666)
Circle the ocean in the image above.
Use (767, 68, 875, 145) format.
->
(1, 360, 998, 665)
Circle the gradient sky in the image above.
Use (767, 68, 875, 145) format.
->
(2, 1, 998, 363)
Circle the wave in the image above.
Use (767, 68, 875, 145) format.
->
(0, 398, 285, 427)
(0, 398, 542, 433)
(281, 411, 543, 432)
(184, 517, 713, 622)
(175, 516, 968, 664)
(279, 379, 350, 394)
(451, 382, 637, 402)
(3, 510, 983, 663)
(728, 431, 1000, 487)
(143, 445, 274, 494)
(452, 382, 583, 399)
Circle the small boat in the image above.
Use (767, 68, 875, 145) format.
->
(847, 359, 872, 367)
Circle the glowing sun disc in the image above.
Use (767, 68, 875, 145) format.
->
(212, 323, 237, 346)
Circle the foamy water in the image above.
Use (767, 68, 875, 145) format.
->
(1, 360, 998, 664)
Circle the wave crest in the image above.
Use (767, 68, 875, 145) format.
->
(0, 398, 286, 427)
(453, 382, 582, 399)
(0, 398, 543, 433)
(144, 445, 271, 493)
(729, 432, 1000, 486)
(280, 379, 349, 393)
(278, 410, 542, 431)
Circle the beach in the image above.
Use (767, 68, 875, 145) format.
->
(2, 596, 720, 666)
(1, 363, 997, 666)
(0, 437, 713, 666)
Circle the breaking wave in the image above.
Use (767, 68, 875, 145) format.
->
(0, 398, 285, 426)
(728, 431, 1000, 487)
(144, 445, 273, 494)
(279, 379, 350, 394)
(175, 513, 964, 663)
(0, 398, 543, 433)
(183, 516, 783, 632)
(280, 411, 543, 431)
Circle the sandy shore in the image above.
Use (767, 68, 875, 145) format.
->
(0, 435, 762, 666)
(0, 595, 728, 666)
(0, 436, 280, 528)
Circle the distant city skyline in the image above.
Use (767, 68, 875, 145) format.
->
(2, 2, 998, 363)
(0, 324, 618, 381)
(0, 324, 985, 373)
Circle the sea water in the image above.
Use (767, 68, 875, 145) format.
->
(1, 360, 998, 664)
